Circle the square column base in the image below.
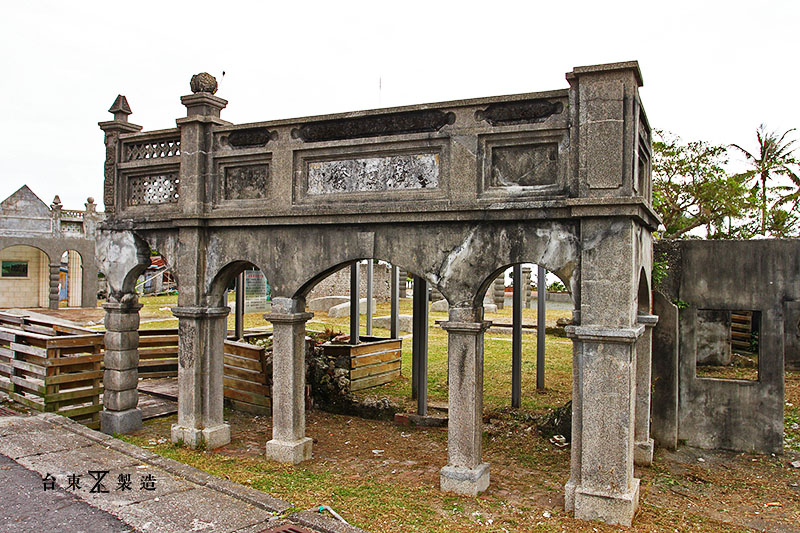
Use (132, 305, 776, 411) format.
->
(564, 478, 578, 511)
(100, 408, 142, 435)
(574, 478, 640, 527)
(440, 463, 490, 496)
(171, 424, 230, 450)
(634, 438, 654, 466)
(265, 437, 312, 464)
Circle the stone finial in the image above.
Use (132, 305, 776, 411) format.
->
(85, 197, 96, 213)
(51, 195, 62, 209)
(190, 72, 218, 94)
(108, 95, 132, 122)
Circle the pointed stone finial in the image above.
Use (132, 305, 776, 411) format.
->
(108, 95, 132, 122)
(190, 73, 218, 94)
(51, 195, 62, 210)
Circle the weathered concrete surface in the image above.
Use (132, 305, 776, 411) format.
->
(654, 239, 799, 454)
(651, 292, 679, 450)
(372, 314, 412, 332)
(0, 413, 366, 533)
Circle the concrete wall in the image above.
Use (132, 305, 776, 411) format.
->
(653, 239, 799, 454)
(0, 245, 48, 308)
(306, 262, 392, 301)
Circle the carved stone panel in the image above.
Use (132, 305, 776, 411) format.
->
(307, 153, 439, 195)
(491, 143, 558, 187)
(128, 174, 179, 206)
(223, 164, 270, 200)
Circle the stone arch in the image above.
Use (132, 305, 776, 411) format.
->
(292, 256, 423, 301)
(96, 230, 151, 300)
(207, 259, 267, 307)
(0, 243, 52, 308)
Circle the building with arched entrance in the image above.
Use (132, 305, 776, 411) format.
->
(0, 185, 100, 309)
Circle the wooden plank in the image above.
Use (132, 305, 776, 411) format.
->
(138, 347, 178, 357)
(137, 335, 179, 346)
(138, 370, 177, 378)
(48, 354, 104, 367)
(10, 342, 48, 358)
(350, 359, 401, 380)
(224, 397, 270, 416)
(224, 342, 264, 360)
(0, 346, 12, 357)
(350, 369, 401, 391)
(9, 392, 45, 411)
(9, 359, 47, 376)
(223, 376, 269, 395)
(10, 375, 46, 395)
(44, 386, 103, 403)
(350, 339, 401, 356)
(223, 365, 266, 383)
(223, 387, 269, 406)
(0, 378, 11, 392)
(22, 324, 57, 336)
(138, 358, 178, 368)
(58, 403, 103, 418)
(223, 354, 262, 372)
(351, 348, 402, 368)
(137, 328, 179, 336)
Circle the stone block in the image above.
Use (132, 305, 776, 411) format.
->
(430, 299, 448, 313)
(171, 423, 231, 450)
(100, 408, 142, 435)
(104, 330, 138, 351)
(440, 463, 490, 496)
(308, 295, 349, 312)
(327, 298, 377, 318)
(104, 369, 138, 391)
(634, 438, 654, 466)
(265, 437, 313, 464)
(103, 349, 139, 371)
(371, 314, 412, 332)
(104, 311, 140, 332)
(103, 389, 138, 411)
(574, 479, 640, 527)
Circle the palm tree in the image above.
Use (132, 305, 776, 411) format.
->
(732, 125, 799, 235)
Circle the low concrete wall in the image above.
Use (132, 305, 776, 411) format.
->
(307, 263, 391, 302)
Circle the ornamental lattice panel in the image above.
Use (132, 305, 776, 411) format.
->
(125, 138, 181, 161)
(128, 174, 180, 205)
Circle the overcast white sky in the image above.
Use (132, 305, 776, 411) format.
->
(1, 0, 798, 209)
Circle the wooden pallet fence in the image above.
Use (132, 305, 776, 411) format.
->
(223, 339, 270, 415)
(321, 336, 402, 391)
(137, 328, 179, 378)
(0, 326, 104, 428)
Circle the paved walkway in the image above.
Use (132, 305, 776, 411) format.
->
(0, 413, 365, 533)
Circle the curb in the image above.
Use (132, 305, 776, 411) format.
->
(36, 413, 368, 533)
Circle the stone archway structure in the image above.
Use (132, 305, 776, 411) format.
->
(97, 61, 658, 526)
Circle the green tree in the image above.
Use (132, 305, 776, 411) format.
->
(732, 125, 799, 235)
(653, 131, 753, 239)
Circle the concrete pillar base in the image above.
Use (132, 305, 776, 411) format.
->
(100, 408, 142, 435)
(574, 478, 640, 527)
(265, 437, 313, 464)
(564, 478, 578, 511)
(440, 463, 490, 496)
(634, 438, 654, 466)
(171, 423, 230, 449)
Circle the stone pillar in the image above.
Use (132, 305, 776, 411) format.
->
(565, 325, 644, 525)
(398, 268, 407, 298)
(48, 263, 60, 310)
(171, 306, 231, 449)
(440, 306, 491, 496)
(493, 276, 505, 310)
(264, 297, 313, 463)
(634, 314, 658, 466)
(522, 266, 532, 308)
(100, 297, 143, 434)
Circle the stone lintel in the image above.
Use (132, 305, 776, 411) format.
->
(171, 423, 231, 450)
(171, 306, 230, 319)
(637, 314, 659, 327)
(265, 437, 313, 464)
(439, 320, 491, 334)
(440, 463, 490, 496)
(98, 120, 143, 134)
(100, 408, 142, 435)
(263, 311, 314, 325)
(573, 478, 640, 527)
(568, 60, 643, 87)
(179, 93, 228, 119)
(565, 324, 644, 344)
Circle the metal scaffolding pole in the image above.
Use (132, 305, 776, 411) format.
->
(350, 262, 360, 344)
(537, 264, 546, 389)
(512, 264, 522, 408)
